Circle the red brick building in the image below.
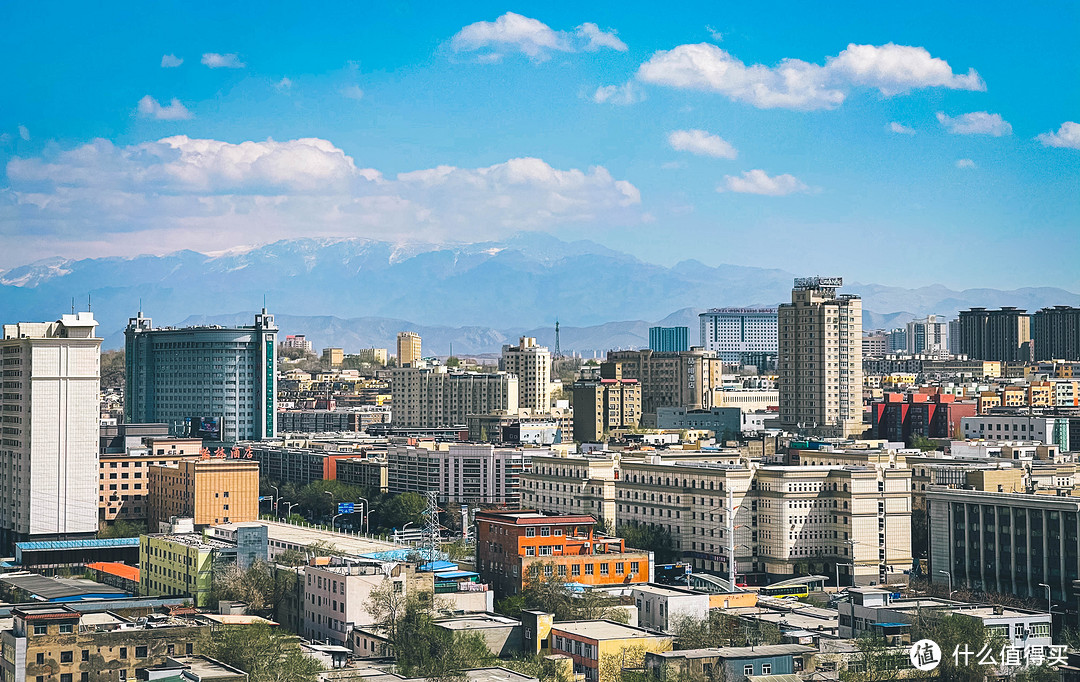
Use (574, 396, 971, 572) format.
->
(871, 392, 978, 443)
(476, 510, 653, 598)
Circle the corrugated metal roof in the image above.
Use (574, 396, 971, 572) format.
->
(16, 538, 139, 551)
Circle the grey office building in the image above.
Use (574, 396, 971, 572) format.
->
(124, 310, 278, 442)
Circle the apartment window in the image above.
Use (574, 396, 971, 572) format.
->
(59, 623, 73, 634)
(571, 565, 581, 576)
(60, 675, 72, 682)
(526, 528, 536, 538)
(631, 562, 640, 573)
(33, 624, 47, 635)
(36, 653, 44, 664)
(120, 647, 127, 659)
(744, 665, 754, 676)
(136, 646, 148, 658)
(81, 650, 89, 662)
(585, 564, 594, 575)
(615, 562, 624, 574)
(541, 527, 551, 537)
(61, 651, 74, 663)
(762, 664, 772, 674)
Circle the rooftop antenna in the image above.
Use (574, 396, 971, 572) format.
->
(70, 298, 75, 315)
(87, 293, 91, 313)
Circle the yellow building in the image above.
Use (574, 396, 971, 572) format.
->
(549, 620, 673, 682)
(139, 533, 223, 607)
(397, 331, 422, 367)
(322, 347, 344, 368)
(148, 458, 260, 528)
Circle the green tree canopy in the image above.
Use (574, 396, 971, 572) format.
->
(207, 622, 322, 682)
(616, 522, 678, 564)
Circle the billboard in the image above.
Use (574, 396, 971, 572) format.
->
(186, 416, 222, 440)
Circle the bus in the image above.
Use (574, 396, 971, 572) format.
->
(759, 583, 809, 599)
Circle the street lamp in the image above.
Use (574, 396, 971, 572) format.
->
(270, 484, 279, 514)
(938, 570, 953, 599)
(281, 501, 298, 518)
(358, 496, 370, 534)
(1039, 583, 1051, 614)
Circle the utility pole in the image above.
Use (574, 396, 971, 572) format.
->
(727, 488, 736, 589)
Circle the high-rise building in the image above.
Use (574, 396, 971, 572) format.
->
(0, 312, 101, 550)
(948, 318, 962, 354)
(778, 277, 863, 438)
(648, 326, 690, 353)
(1033, 306, 1080, 361)
(571, 363, 642, 442)
(956, 307, 1032, 363)
(396, 331, 422, 367)
(604, 349, 723, 427)
(500, 336, 552, 413)
(125, 309, 278, 442)
(322, 347, 344, 368)
(905, 315, 949, 354)
(354, 348, 389, 365)
(862, 332, 887, 358)
(388, 366, 518, 427)
(886, 328, 907, 352)
(698, 308, 778, 367)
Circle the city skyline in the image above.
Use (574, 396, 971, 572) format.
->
(2, 1, 1078, 290)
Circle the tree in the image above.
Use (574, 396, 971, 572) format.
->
(839, 636, 908, 682)
(211, 561, 297, 619)
(377, 492, 427, 531)
(911, 508, 928, 560)
(598, 644, 651, 682)
(910, 434, 940, 452)
(446, 356, 461, 368)
(98, 519, 148, 539)
(207, 622, 322, 682)
(499, 563, 628, 623)
(910, 613, 1008, 681)
(500, 653, 575, 682)
(616, 522, 677, 564)
(100, 350, 125, 390)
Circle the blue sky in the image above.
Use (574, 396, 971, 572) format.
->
(2, 1, 1078, 289)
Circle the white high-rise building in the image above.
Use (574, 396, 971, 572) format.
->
(906, 315, 949, 355)
(698, 308, 778, 366)
(778, 277, 864, 438)
(389, 366, 518, 427)
(0, 312, 101, 550)
(500, 337, 552, 413)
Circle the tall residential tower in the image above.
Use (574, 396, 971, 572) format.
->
(778, 277, 863, 438)
(396, 331, 422, 367)
(500, 336, 552, 413)
(0, 312, 101, 549)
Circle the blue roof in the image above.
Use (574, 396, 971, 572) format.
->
(16, 538, 139, 551)
(421, 560, 458, 572)
(434, 571, 477, 579)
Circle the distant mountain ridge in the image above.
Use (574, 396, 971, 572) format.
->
(1, 232, 1077, 351)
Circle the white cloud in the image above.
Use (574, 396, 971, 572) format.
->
(667, 129, 737, 159)
(1037, 121, 1080, 150)
(18, 125, 30, 141)
(136, 96, 192, 121)
(888, 122, 916, 135)
(341, 85, 365, 100)
(576, 23, 627, 52)
(719, 169, 809, 195)
(161, 54, 183, 68)
(592, 82, 645, 105)
(2, 136, 642, 257)
(936, 111, 1012, 136)
(637, 42, 983, 110)
(955, 158, 977, 169)
(276, 77, 293, 92)
(201, 52, 245, 69)
(450, 12, 626, 61)
(706, 26, 723, 42)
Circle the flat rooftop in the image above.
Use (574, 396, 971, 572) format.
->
(435, 614, 520, 631)
(553, 620, 668, 642)
(653, 644, 815, 660)
(210, 520, 404, 557)
(632, 584, 703, 597)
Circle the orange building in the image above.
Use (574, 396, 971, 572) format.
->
(147, 458, 260, 528)
(99, 439, 204, 525)
(476, 510, 653, 598)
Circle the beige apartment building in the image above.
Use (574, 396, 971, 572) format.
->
(396, 331, 422, 367)
(604, 348, 724, 427)
(388, 365, 518, 427)
(522, 448, 911, 586)
(99, 438, 203, 525)
(571, 363, 642, 442)
(501, 337, 552, 414)
(779, 277, 864, 438)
